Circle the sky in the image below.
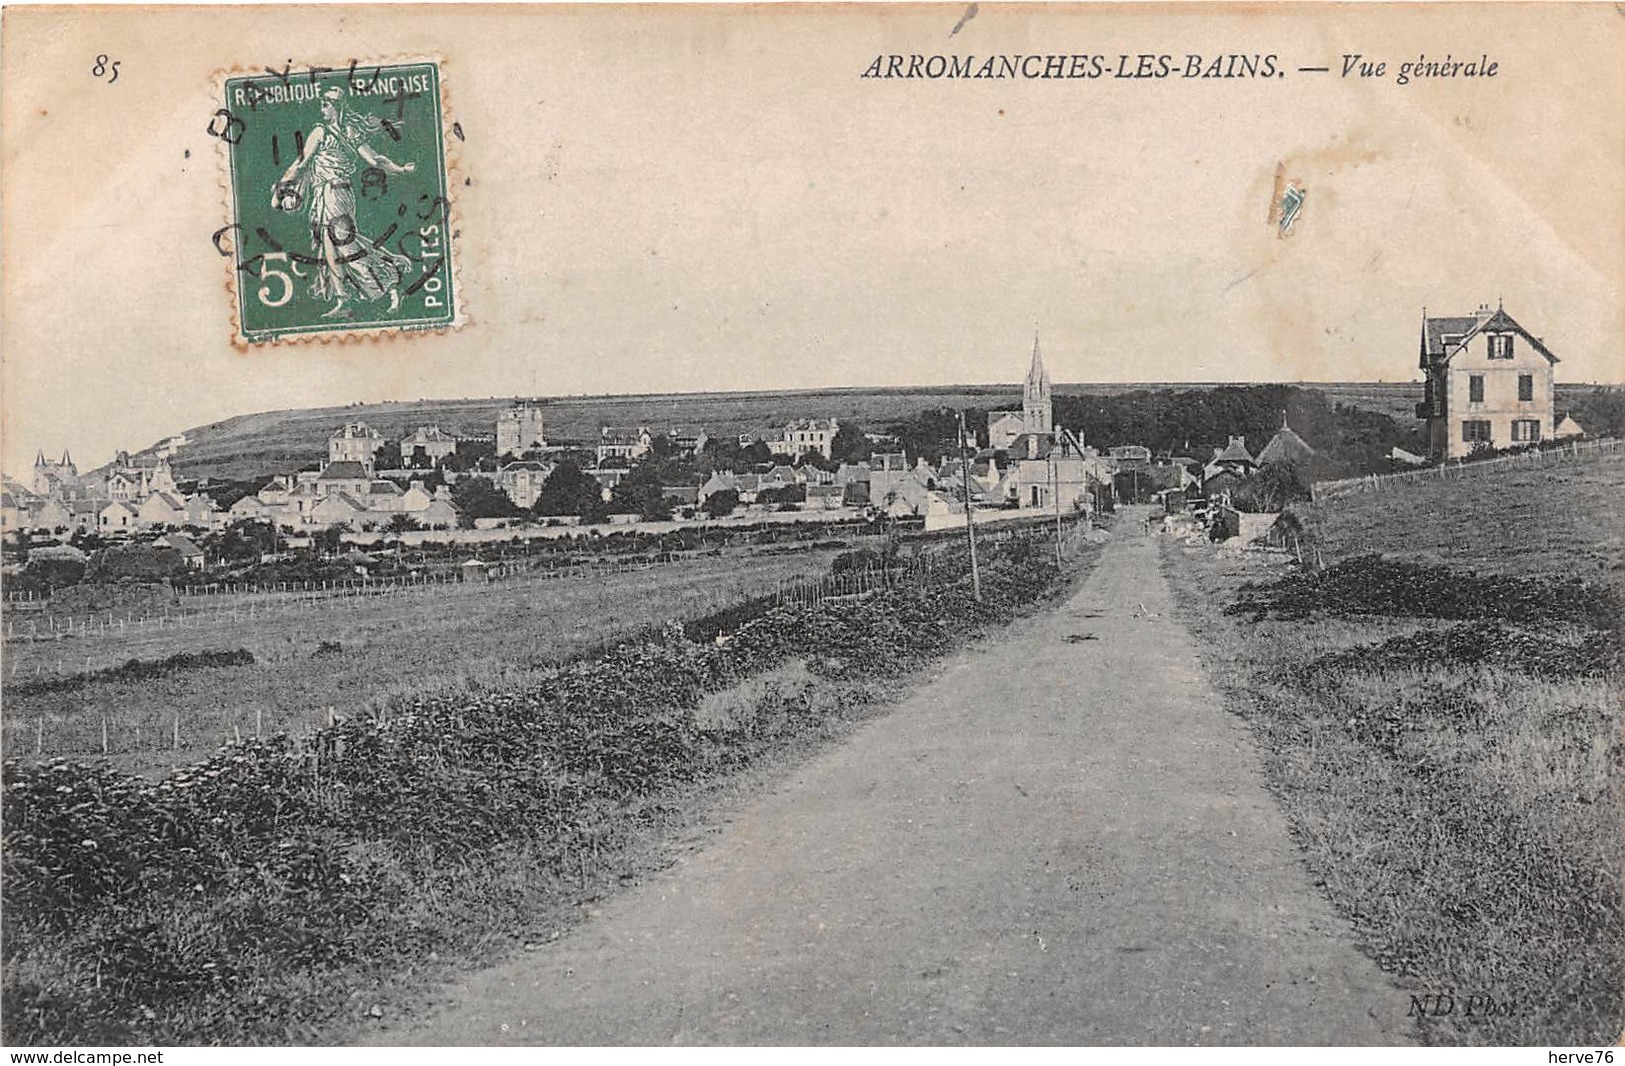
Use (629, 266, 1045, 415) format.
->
(3, 3, 1621, 477)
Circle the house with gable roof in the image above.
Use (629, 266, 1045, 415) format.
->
(329, 422, 386, 468)
(400, 425, 459, 467)
(136, 492, 188, 529)
(1417, 301, 1559, 459)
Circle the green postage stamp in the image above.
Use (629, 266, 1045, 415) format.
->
(219, 60, 458, 344)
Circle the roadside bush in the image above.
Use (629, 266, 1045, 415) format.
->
(10, 649, 255, 698)
(1226, 554, 1620, 630)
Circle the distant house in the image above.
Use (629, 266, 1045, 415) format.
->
(230, 495, 271, 521)
(987, 411, 1025, 452)
(158, 532, 206, 570)
(496, 461, 553, 510)
(1256, 420, 1316, 470)
(1555, 413, 1585, 440)
(184, 494, 221, 529)
(311, 492, 370, 530)
(665, 428, 709, 456)
(316, 461, 373, 499)
(597, 427, 652, 464)
(30, 495, 72, 532)
(834, 462, 871, 488)
(419, 486, 460, 529)
(137, 492, 188, 529)
(400, 425, 458, 467)
(697, 471, 738, 504)
(329, 422, 386, 468)
(660, 485, 700, 507)
(71, 499, 100, 530)
(763, 465, 801, 488)
(1, 490, 33, 533)
(1109, 444, 1153, 469)
(1203, 436, 1257, 486)
(805, 484, 845, 510)
(104, 454, 178, 502)
(99, 500, 138, 533)
(868, 452, 910, 502)
(772, 418, 839, 460)
(1417, 302, 1558, 459)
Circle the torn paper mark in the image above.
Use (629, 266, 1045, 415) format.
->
(949, 3, 978, 39)
(1278, 182, 1306, 236)
(1268, 162, 1307, 238)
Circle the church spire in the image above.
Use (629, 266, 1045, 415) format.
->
(1022, 330, 1053, 439)
(1027, 330, 1048, 388)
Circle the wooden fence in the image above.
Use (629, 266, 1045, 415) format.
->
(1310, 437, 1623, 503)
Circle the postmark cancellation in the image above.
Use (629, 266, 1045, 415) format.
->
(217, 59, 459, 345)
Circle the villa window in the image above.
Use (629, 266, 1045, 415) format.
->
(1489, 334, 1515, 360)
(1518, 374, 1534, 402)
(1468, 375, 1485, 403)
(1512, 419, 1542, 443)
(1462, 420, 1492, 444)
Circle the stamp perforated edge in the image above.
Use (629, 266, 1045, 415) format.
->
(211, 54, 468, 349)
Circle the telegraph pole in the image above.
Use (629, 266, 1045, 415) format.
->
(959, 410, 981, 602)
(1052, 442, 1063, 569)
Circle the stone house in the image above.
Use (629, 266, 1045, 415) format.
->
(1418, 302, 1559, 459)
(316, 461, 373, 499)
(329, 423, 386, 468)
(771, 419, 839, 460)
(136, 492, 188, 529)
(987, 411, 1025, 452)
(400, 425, 459, 467)
(597, 427, 652, 464)
(497, 461, 553, 510)
(99, 500, 138, 533)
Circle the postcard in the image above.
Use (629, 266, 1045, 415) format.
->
(2, 2, 1621, 1050)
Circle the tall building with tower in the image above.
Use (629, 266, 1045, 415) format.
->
(497, 401, 547, 457)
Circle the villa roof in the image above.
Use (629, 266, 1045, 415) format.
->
(318, 461, 371, 480)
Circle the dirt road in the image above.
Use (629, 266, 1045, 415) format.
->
(377, 515, 1409, 1045)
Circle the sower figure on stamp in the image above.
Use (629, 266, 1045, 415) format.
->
(272, 85, 415, 318)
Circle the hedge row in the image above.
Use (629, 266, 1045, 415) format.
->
(2, 531, 1075, 1045)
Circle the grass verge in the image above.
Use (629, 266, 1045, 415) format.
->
(1161, 540, 1623, 1045)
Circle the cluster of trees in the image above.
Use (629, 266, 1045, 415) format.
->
(1567, 386, 1625, 440)
(1050, 385, 1418, 477)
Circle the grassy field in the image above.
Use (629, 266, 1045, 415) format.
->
(2, 548, 849, 777)
(1162, 457, 1623, 1044)
(2, 525, 1108, 1046)
(1306, 451, 1625, 595)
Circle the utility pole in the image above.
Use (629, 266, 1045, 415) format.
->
(959, 410, 981, 602)
(1051, 441, 1063, 569)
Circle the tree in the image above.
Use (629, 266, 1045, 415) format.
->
(441, 440, 497, 473)
(701, 488, 739, 518)
(450, 476, 518, 528)
(212, 520, 276, 564)
(1230, 463, 1312, 513)
(90, 543, 184, 583)
(384, 513, 422, 534)
(830, 422, 872, 463)
(313, 524, 346, 555)
(533, 460, 608, 521)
